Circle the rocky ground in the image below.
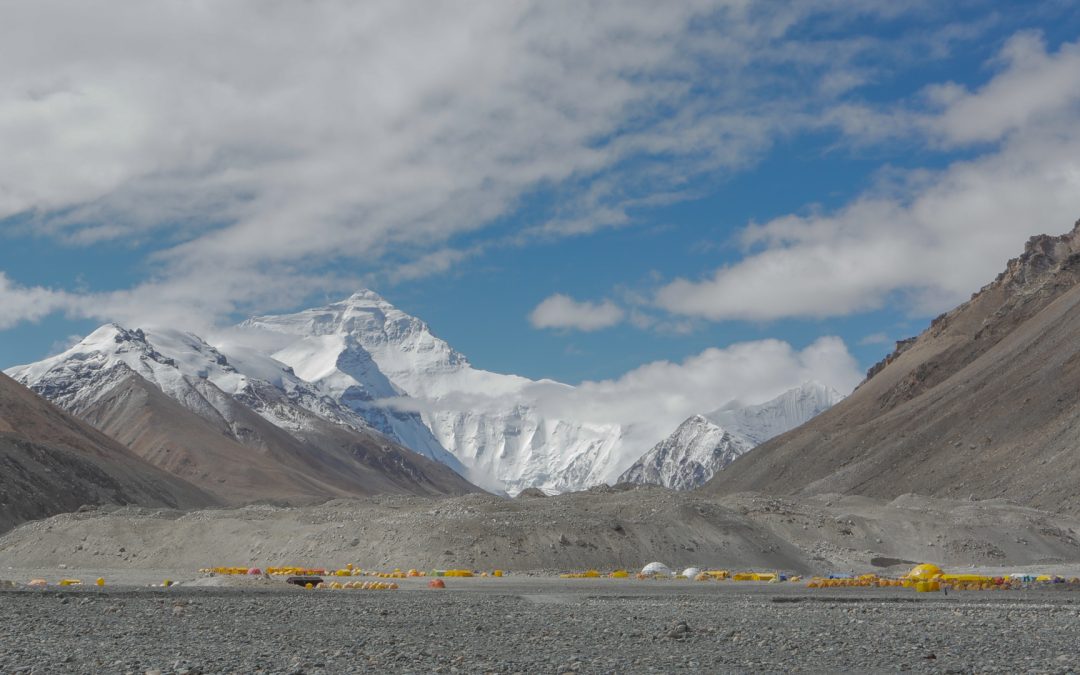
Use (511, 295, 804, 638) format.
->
(2, 579, 1080, 674)
(3, 488, 1080, 575)
(4, 487, 1080, 673)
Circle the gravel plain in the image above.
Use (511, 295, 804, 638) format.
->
(3, 578, 1080, 674)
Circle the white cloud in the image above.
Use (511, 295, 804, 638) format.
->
(0, 274, 75, 329)
(47, 334, 85, 357)
(393, 334, 863, 479)
(656, 34, 1080, 322)
(529, 294, 625, 332)
(930, 31, 1080, 146)
(0, 1, 947, 329)
(858, 332, 889, 346)
(530, 335, 862, 477)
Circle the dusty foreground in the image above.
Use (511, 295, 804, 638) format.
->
(3, 488, 1080, 574)
(3, 578, 1080, 674)
(4, 487, 1080, 673)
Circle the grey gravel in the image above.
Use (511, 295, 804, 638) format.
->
(3, 583, 1080, 673)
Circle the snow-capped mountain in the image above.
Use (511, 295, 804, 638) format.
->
(5, 323, 478, 500)
(7, 323, 371, 437)
(240, 290, 624, 493)
(709, 381, 845, 446)
(617, 415, 754, 490)
(8, 292, 849, 497)
(618, 382, 844, 490)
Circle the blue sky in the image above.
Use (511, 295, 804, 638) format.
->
(3, 1, 1080, 391)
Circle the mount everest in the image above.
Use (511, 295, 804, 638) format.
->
(7, 290, 845, 496)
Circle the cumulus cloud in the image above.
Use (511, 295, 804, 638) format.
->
(391, 334, 863, 480)
(531, 335, 861, 477)
(0, 0, 954, 329)
(656, 33, 1080, 322)
(930, 31, 1080, 146)
(529, 294, 625, 332)
(0, 274, 76, 329)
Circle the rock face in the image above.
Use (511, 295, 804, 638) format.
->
(706, 219, 1080, 514)
(6, 325, 479, 503)
(0, 371, 215, 533)
(619, 383, 843, 490)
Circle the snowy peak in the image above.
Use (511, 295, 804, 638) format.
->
(237, 290, 619, 493)
(619, 382, 844, 490)
(5, 322, 379, 438)
(237, 294, 471, 471)
(6, 324, 224, 413)
(10, 294, 847, 497)
(708, 381, 844, 445)
(242, 290, 470, 395)
(618, 414, 752, 491)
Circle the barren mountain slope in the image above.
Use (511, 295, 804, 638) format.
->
(7, 325, 479, 503)
(77, 371, 479, 503)
(706, 220, 1080, 513)
(0, 372, 214, 533)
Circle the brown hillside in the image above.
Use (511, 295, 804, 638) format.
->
(0, 372, 215, 533)
(706, 220, 1080, 514)
(78, 371, 479, 503)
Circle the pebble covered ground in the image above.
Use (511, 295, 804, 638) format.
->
(2, 580, 1080, 673)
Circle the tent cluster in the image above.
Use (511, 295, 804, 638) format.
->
(555, 563, 802, 583)
(16, 577, 106, 588)
(637, 562, 801, 582)
(200, 563, 506, 583)
(197, 561, 505, 587)
(805, 564, 1080, 592)
(319, 580, 398, 591)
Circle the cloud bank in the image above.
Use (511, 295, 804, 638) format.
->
(0, 0, 965, 328)
(410, 334, 863, 477)
(656, 32, 1080, 322)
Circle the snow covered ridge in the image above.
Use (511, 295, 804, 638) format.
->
(238, 291, 623, 494)
(6, 291, 846, 494)
(618, 382, 845, 490)
(4, 323, 390, 438)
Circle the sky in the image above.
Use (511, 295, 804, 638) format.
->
(3, 0, 1080, 401)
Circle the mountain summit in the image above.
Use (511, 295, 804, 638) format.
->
(242, 291, 621, 493)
